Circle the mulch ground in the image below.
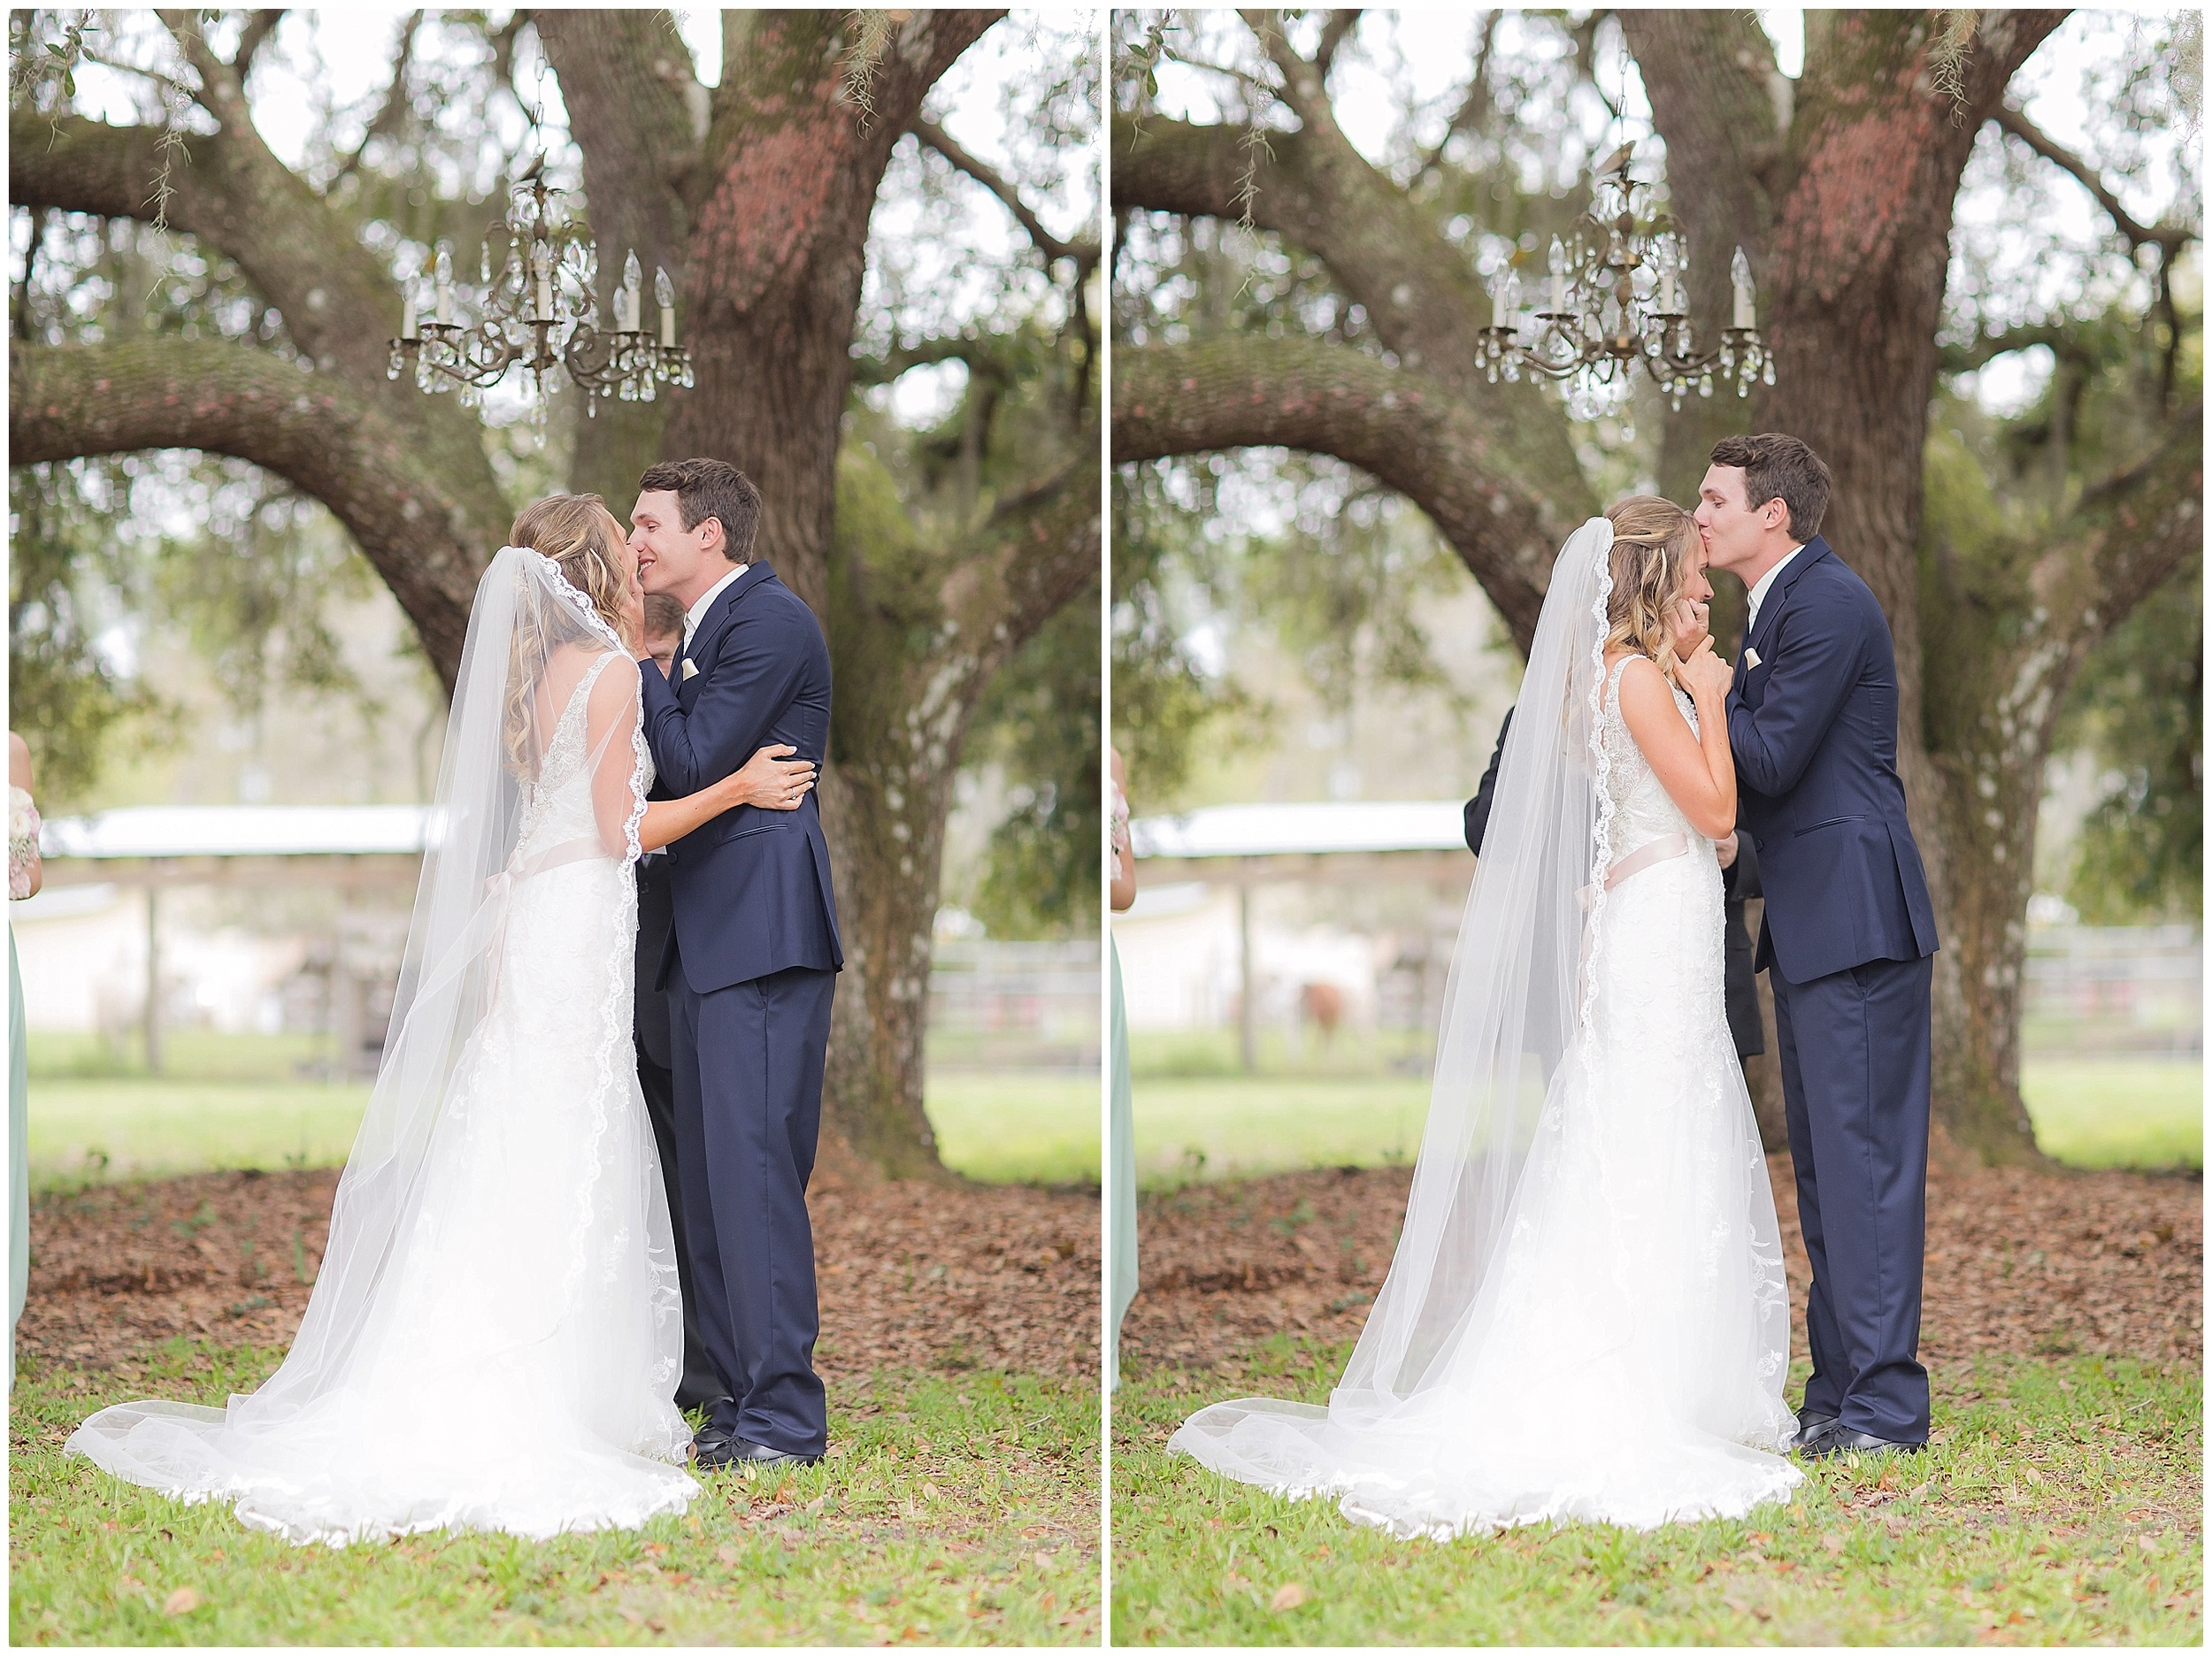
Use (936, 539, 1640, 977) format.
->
(1125, 1154, 2201, 1373)
(18, 1169, 1100, 1382)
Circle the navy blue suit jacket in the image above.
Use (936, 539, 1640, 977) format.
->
(1725, 536, 1939, 985)
(638, 561, 843, 993)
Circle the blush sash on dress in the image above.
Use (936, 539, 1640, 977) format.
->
(1605, 832, 1692, 890)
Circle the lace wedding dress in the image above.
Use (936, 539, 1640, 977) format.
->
(67, 550, 697, 1545)
(1171, 520, 1801, 1538)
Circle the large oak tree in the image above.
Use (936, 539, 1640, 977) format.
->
(1111, 9, 2200, 1162)
(12, 8, 1101, 1177)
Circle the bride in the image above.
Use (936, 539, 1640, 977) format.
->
(1171, 499, 1803, 1537)
(67, 494, 817, 1546)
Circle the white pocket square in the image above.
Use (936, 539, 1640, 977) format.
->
(1742, 648, 1762, 671)
(680, 658, 700, 681)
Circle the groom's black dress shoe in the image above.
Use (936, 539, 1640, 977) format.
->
(695, 1434, 824, 1471)
(1798, 1423, 1925, 1461)
(691, 1422, 739, 1460)
(1790, 1409, 1838, 1451)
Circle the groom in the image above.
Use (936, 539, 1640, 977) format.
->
(631, 456, 842, 1469)
(1696, 433, 1940, 1461)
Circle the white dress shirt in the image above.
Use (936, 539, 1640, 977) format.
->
(683, 561, 751, 648)
(1744, 543, 1804, 640)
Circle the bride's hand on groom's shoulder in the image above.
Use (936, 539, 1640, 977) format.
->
(718, 744, 818, 812)
(1676, 637, 1733, 704)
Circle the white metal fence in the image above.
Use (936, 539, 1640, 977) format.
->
(926, 939, 1100, 1071)
(2023, 924, 2201, 1057)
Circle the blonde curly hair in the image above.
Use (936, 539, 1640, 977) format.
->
(1603, 495, 1702, 686)
(511, 494, 632, 639)
(503, 494, 634, 778)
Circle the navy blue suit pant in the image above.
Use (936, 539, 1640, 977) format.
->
(1770, 952, 1933, 1443)
(669, 962, 835, 1456)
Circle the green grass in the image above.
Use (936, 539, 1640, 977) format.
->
(1112, 1340, 2200, 1645)
(1133, 1060, 2202, 1186)
(923, 1072, 1099, 1186)
(12, 1341, 1099, 1645)
(1133, 1077, 1427, 1185)
(27, 1083, 373, 1192)
(24, 1052, 1098, 1192)
(2019, 1060, 2203, 1170)
(26, 1031, 335, 1084)
(1126, 1029, 1432, 1083)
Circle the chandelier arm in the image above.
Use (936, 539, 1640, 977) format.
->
(561, 323, 626, 390)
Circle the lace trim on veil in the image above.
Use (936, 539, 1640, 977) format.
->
(502, 549, 668, 1338)
(1576, 540, 1617, 1048)
(510, 547, 651, 868)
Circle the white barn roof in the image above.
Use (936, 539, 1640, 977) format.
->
(40, 805, 431, 861)
(1131, 800, 1468, 860)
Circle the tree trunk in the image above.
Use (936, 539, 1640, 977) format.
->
(651, 11, 1102, 1177)
(1921, 415, 2204, 1157)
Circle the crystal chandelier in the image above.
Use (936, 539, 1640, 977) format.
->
(388, 161, 694, 423)
(1475, 144, 1774, 421)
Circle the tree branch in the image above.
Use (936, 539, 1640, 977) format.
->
(1994, 104, 2193, 257)
(1312, 10, 1361, 80)
(12, 337, 485, 687)
(970, 455, 1101, 663)
(11, 111, 382, 387)
(73, 49, 194, 104)
(1110, 111, 1502, 388)
(910, 115, 1100, 275)
(327, 11, 420, 189)
(1115, 335, 1595, 651)
(1937, 321, 2102, 376)
(1238, 8, 1337, 138)
(535, 7, 705, 503)
(2070, 403, 2203, 625)
(233, 9, 285, 77)
(852, 332, 1017, 387)
(1415, 12, 1499, 179)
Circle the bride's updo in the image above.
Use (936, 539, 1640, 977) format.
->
(511, 493, 633, 643)
(1603, 495, 1701, 684)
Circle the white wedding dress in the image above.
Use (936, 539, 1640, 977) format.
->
(68, 550, 698, 1545)
(1171, 520, 1802, 1538)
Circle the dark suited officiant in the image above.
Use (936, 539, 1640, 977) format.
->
(636, 592, 730, 1416)
(1463, 705, 1765, 1061)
